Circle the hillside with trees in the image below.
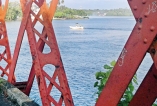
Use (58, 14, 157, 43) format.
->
(54, 6, 88, 19)
(4, 2, 133, 21)
(83, 8, 133, 16)
(54, 6, 133, 19)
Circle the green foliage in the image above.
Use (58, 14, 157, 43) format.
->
(54, 6, 88, 19)
(83, 8, 133, 16)
(105, 8, 133, 16)
(94, 60, 115, 97)
(55, 7, 133, 17)
(118, 75, 137, 106)
(54, 11, 66, 18)
(94, 60, 138, 105)
(6, 1, 22, 21)
(4, 1, 133, 21)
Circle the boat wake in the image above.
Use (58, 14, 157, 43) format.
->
(84, 28, 130, 31)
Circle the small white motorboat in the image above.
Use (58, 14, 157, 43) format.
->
(69, 23, 84, 29)
(69, 26, 84, 29)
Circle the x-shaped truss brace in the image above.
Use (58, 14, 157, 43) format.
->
(96, 0, 157, 105)
(6, 0, 74, 106)
(0, 0, 12, 79)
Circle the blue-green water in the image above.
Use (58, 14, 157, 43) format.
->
(3, 16, 153, 105)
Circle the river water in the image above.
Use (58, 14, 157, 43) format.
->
(4, 16, 153, 105)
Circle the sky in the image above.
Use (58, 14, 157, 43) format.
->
(9, 0, 130, 9)
(63, 0, 130, 9)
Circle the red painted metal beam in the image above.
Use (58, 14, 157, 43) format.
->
(128, 0, 148, 20)
(8, 0, 33, 83)
(8, 0, 74, 106)
(129, 64, 157, 106)
(0, 0, 12, 79)
(96, 0, 157, 105)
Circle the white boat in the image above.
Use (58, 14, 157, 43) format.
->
(69, 23, 84, 29)
(69, 26, 84, 29)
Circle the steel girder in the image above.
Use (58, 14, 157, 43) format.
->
(0, 0, 74, 106)
(96, 0, 157, 105)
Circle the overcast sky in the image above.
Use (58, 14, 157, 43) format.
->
(9, 0, 130, 9)
(63, 0, 130, 9)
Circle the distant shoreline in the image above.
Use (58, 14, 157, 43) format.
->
(53, 16, 133, 20)
(53, 16, 89, 20)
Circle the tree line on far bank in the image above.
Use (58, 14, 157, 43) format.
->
(84, 8, 133, 16)
(54, 6, 133, 18)
(5, 1, 133, 21)
(54, 6, 88, 19)
(6, 1, 22, 21)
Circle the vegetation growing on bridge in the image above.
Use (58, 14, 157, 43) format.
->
(94, 60, 157, 106)
(94, 60, 138, 106)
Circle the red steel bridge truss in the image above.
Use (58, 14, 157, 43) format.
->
(0, 0, 73, 106)
(0, 0, 157, 106)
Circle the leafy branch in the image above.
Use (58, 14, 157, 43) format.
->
(94, 60, 138, 105)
